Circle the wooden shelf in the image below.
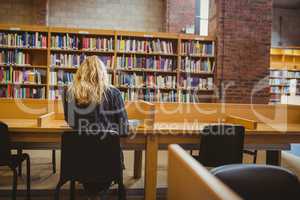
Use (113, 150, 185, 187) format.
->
(50, 48, 114, 54)
(116, 68, 177, 74)
(10, 64, 47, 69)
(49, 84, 69, 87)
(50, 66, 114, 72)
(180, 54, 214, 58)
(0, 45, 47, 51)
(116, 85, 177, 90)
(0, 24, 216, 102)
(0, 82, 12, 86)
(116, 51, 177, 57)
(179, 88, 214, 92)
(180, 70, 213, 75)
(50, 66, 79, 70)
(12, 83, 47, 87)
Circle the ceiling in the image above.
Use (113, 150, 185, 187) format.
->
(273, 0, 300, 9)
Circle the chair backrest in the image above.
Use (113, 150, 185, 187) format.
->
(0, 121, 11, 162)
(211, 164, 300, 200)
(198, 125, 245, 167)
(60, 131, 121, 185)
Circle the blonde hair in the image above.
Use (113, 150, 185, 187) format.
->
(69, 56, 110, 105)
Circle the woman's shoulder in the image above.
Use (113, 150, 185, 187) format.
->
(106, 86, 121, 96)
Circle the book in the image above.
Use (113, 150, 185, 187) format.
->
(50, 70, 75, 86)
(82, 36, 114, 51)
(0, 85, 11, 98)
(51, 54, 114, 69)
(0, 31, 47, 48)
(116, 73, 176, 89)
(0, 50, 30, 65)
(181, 41, 214, 56)
(117, 38, 175, 54)
(159, 91, 177, 102)
(13, 69, 45, 84)
(51, 34, 114, 51)
(0, 67, 11, 83)
(49, 88, 64, 100)
(180, 76, 213, 90)
(13, 86, 45, 99)
(181, 57, 213, 73)
(51, 33, 79, 49)
(180, 92, 201, 103)
(116, 55, 175, 71)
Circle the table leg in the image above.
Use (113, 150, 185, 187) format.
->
(144, 135, 158, 200)
(133, 150, 143, 179)
(266, 150, 281, 166)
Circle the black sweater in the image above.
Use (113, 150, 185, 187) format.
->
(63, 86, 129, 136)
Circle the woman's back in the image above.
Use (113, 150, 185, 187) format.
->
(63, 86, 128, 136)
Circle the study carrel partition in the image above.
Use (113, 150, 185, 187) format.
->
(168, 144, 242, 200)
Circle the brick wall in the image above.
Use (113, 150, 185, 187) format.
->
(272, 8, 300, 46)
(165, 0, 195, 32)
(0, 0, 165, 32)
(212, 0, 272, 104)
(48, 0, 165, 32)
(0, 0, 47, 25)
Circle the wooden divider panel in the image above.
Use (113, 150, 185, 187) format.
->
(168, 144, 242, 200)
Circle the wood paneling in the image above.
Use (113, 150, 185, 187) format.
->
(168, 144, 242, 200)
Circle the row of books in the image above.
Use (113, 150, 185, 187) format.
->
(116, 56, 175, 71)
(117, 39, 175, 54)
(49, 71, 113, 85)
(50, 54, 114, 69)
(269, 79, 291, 86)
(51, 34, 80, 49)
(82, 37, 114, 51)
(49, 88, 63, 100)
(0, 67, 11, 83)
(0, 32, 47, 48)
(116, 73, 177, 88)
(180, 77, 214, 90)
(49, 71, 75, 85)
(181, 57, 214, 73)
(13, 87, 46, 99)
(181, 41, 214, 56)
(13, 69, 45, 84)
(270, 70, 300, 78)
(270, 86, 290, 94)
(179, 93, 203, 103)
(0, 85, 11, 97)
(120, 89, 177, 102)
(0, 50, 30, 65)
(51, 34, 115, 51)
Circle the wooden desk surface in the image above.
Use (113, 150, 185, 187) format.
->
(3, 118, 300, 135)
(2, 118, 300, 200)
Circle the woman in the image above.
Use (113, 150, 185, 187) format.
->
(63, 56, 128, 199)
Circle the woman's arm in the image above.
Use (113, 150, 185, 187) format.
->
(113, 89, 129, 136)
(62, 87, 69, 123)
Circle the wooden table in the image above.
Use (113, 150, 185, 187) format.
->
(3, 118, 300, 200)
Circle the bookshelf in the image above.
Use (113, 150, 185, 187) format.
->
(0, 24, 48, 99)
(0, 24, 216, 103)
(269, 47, 300, 104)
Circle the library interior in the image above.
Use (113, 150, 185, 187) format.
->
(0, 0, 300, 200)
